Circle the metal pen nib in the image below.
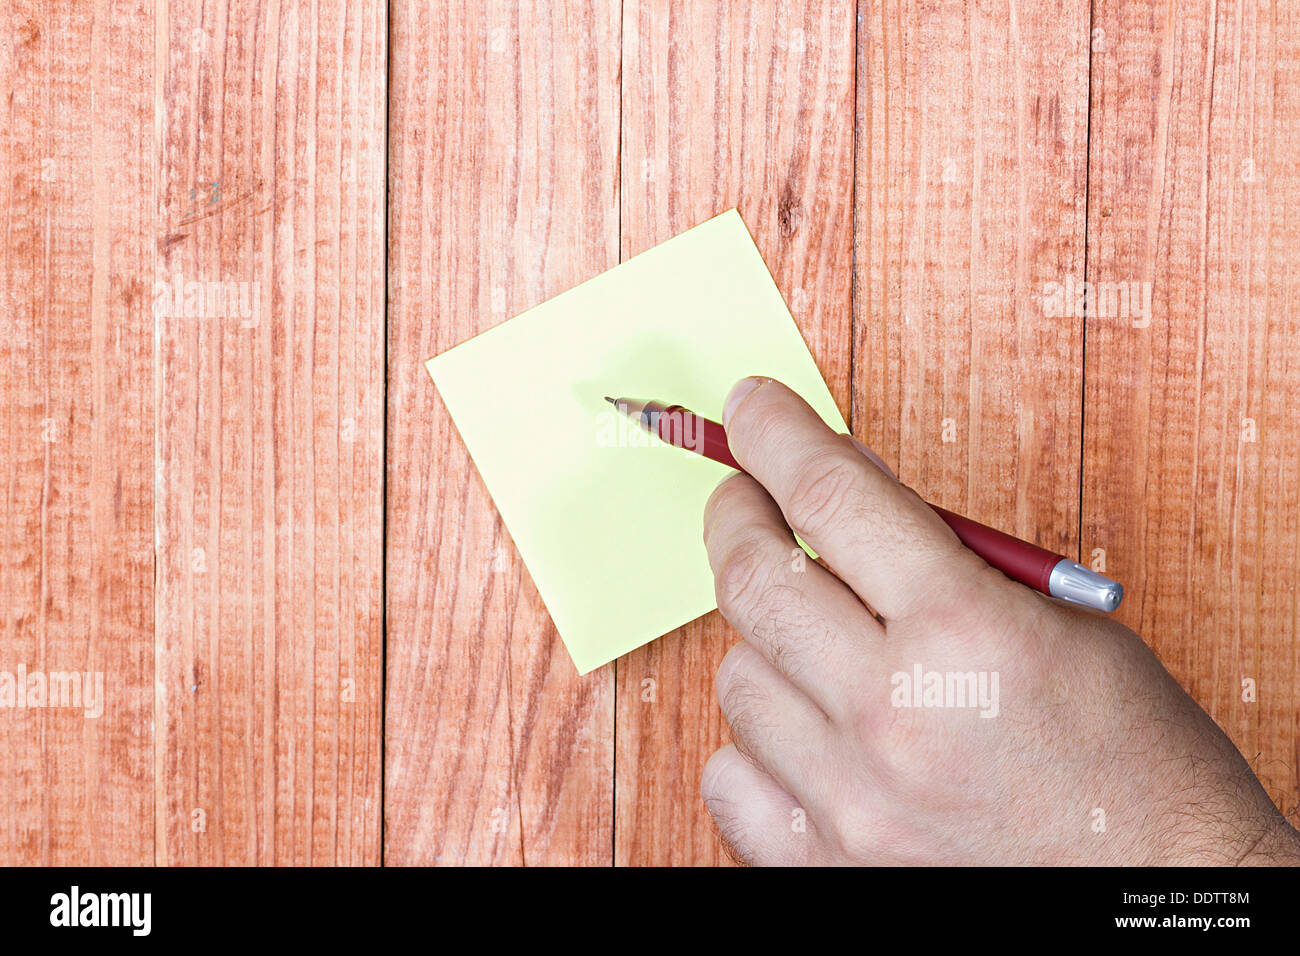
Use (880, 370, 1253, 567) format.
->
(1048, 560, 1124, 612)
(604, 395, 657, 428)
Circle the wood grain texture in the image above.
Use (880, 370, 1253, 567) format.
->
(1084, 0, 1300, 824)
(153, 0, 386, 864)
(616, 0, 856, 865)
(5, 0, 1300, 867)
(384, 0, 619, 865)
(855, 0, 1090, 553)
(0, 0, 155, 866)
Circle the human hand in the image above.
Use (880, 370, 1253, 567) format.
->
(699, 377, 1300, 865)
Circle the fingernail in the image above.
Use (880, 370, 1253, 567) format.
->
(723, 377, 766, 427)
(847, 435, 898, 481)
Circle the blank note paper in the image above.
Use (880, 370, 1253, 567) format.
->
(426, 209, 847, 674)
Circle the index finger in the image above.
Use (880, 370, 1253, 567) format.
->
(721, 377, 971, 622)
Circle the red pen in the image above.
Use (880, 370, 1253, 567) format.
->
(605, 396, 1123, 613)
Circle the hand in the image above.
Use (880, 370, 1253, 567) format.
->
(699, 377, 1300, 865)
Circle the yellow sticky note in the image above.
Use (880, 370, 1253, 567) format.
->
(426, 209, 847, 674)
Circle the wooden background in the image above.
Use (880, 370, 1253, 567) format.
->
(1, 0, 1296, 865)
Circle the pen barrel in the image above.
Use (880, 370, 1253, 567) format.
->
(929, 505, 1061, 595)
(656, 405, 741, 470)
(619, 395, 1082, 601)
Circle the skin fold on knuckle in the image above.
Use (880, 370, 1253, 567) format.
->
(700, 746, 808, 867)
(713, 536, 782, 627)
(728, 390, 796, 472)
(783, 447, 875, 546)
(699, 758, 759, 864)
(747, 585, 837, 685)
(711, 806, 762, 867)
(717, 659, 774, 752)
(700, 746, 738, 805)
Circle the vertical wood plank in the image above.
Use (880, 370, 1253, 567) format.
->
(385, 1, 619, 866)
(855, 0, 1090, 555)
(616, 0, 857, 865)
(1084, 0, 1300, 824)
(153, 0, 386, 864)
(0, 0, 155, 866)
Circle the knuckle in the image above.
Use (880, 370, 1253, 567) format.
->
(875, 713, 933, 784)
(699, 747, 738, 805)
(852, 680, 936, 783)
(699, 763, 756, 864)
(826, 801, 879, 861)
(718, 664, 770, 734)
(717, 676, 779, 766)
(714, 538, 778, 623)
(730, 394, 786, 458)
(700, 747, 797, 868)
(717, 575, 842, 687)
(784, 448, 871, 542)
(753, 589, 834, 680)
(708, 802, 759, 866)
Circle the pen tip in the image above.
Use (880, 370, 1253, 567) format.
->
(604, 396, 616, 405)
